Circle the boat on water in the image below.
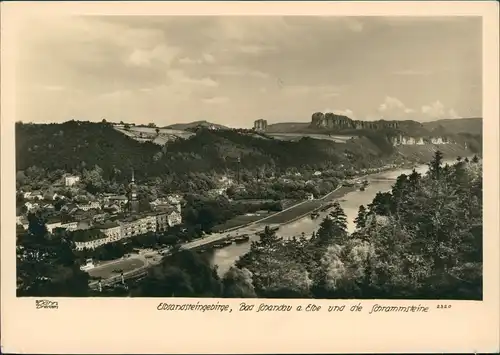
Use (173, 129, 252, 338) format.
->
(213, 240, 233, 249)
(233, 234, 250, 243)
(310, 212, 320, 219)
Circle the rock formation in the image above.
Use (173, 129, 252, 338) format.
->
(310, 112, 399, 130)
(254, 119, 268, 132)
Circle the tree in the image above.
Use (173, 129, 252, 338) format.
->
(135, 250, 221, 297)
(222, 267, 256, 298)
(428, 150, 444, 180)
(354, 205, 367, 230)
(17, 212, 89, 296)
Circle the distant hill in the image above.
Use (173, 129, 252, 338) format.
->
(15, 121, 406, 182)
(264, 116, 483, 140)
(422, 117, 482, 135)
(266, 122, 310, 133)
(16, 120, 481, 192)
(165, 120, 229, 131)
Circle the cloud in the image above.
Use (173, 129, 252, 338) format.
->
(202, 53, 216, 63)
(215, 66, 270, 79)
(238, 44, 277, 54)
(323, 92, 340, 98)
(283, 84, 342, 96)
(324, 108, 355, 118)
(378, 96, 415, 118)
(178, 53, 216, 65)
(167, 69, 219, 87)
(125, 44, 179, 67)
(202, 96, 229, 104)
(421, 100, 459, 119)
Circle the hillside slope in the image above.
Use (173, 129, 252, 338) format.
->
(422, 117, 482, 135)
(16, 121, 481, 186)
(16, 121, 400, 180)
(165, 120, 229, 131)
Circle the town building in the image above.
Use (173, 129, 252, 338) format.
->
(60, 203, 78, 214)
(306, 193, 315, 200)
(119, 214, 157, 239)
(167, 209, 182, 227)
(72, 229, 108, 250)
(153, 212, 169, 232)
(96, 221, 122, 243)
(25, 191, 43, 200)
(108, 195, 128, 206)
(24, 202, 39, 212)
(43, 191, 58, 201)
(60, 221, 78, 231)
(46, 221, 62, 233)
(77, 201, 101, 211)
(92, 212, 109, 224)
(64, 175, 80, 186)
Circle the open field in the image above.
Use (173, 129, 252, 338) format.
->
(256, 199, 323, 224)
(88, 257, 146, 279)
(267, 133, 354, 143)
(113, 125, 195, 145)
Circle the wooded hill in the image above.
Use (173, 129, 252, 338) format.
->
(16, 120, 481, 185)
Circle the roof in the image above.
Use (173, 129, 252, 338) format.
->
(109, 195, 128, 200)
(96, 221, 120, 229)
(71, 229, 106, 242)
(46, 215, 62, 224)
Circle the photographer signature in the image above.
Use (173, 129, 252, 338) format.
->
(35, 300, 59, 310)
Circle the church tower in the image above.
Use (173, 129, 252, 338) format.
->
(129, 168, 139, 214)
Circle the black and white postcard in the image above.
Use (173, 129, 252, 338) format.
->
(1, 1, 499, 354)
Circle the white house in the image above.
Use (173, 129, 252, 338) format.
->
(167, 210, 182, 227)
(24, 202, 39, 212)
(80, 258, 95, 271)
(25, 191, 43, 200)
(97, 222, 123, 243)
(60, 221, 78, 231)
(77, 201, 101, 211)
(306, 193, 315, 200)
(65, 175, 80, 186)
(46, 221, 62, 233)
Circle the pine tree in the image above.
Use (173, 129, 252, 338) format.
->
(354, 205, 367, 230)
(429, 150, 444, 180)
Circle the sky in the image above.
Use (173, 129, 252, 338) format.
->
(14, 16, 482, 128)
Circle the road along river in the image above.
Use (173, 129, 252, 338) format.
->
(209, 160, 456, 276)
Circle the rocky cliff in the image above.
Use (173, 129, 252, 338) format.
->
(310, 112, 399, 130)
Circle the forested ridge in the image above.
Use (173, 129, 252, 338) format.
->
(16, 121, 406, 182)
